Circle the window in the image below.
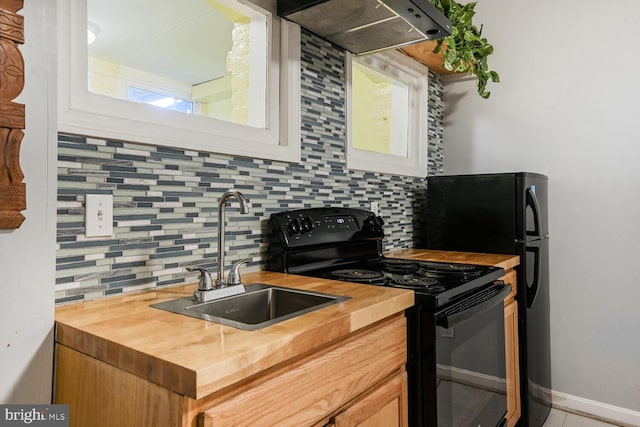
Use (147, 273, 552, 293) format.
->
(127, 87, 195, 114)
(345, 50, 429, 177)
(57, 0, 301, 162)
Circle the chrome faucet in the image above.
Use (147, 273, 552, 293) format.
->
(216, 190, 249, 287)
(186, 266, 213, 291)
(186, 190, 250, 303)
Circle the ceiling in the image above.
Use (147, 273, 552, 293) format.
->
(87, 0, 234, 85)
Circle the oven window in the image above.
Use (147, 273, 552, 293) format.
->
(436, 302, 507, 426)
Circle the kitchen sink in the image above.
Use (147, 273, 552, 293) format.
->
(150, 283, 350, 331)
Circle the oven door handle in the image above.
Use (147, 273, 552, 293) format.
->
(435, 283, 511, 329)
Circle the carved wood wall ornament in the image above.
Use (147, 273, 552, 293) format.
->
(0, 0, 25, 229)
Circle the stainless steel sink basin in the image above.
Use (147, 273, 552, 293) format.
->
(151, 283, 350, 331)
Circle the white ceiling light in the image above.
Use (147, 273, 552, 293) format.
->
(87, 23, 99, 45)
(87, 29, 96, 45)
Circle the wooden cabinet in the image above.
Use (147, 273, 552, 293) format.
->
(504, 298, 520, 427)
(502, 269, 521, 427)
(399, 40, 458, 76)
(55, 314, 408, 427)
(54, 345, 183, 426)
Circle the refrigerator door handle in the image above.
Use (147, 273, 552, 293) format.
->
(526, 186, 542, 238)
(526, 245, 541, 308)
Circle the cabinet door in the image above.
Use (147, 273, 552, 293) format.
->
(504, 300, 521, 427)
(330, 372, 408, 427)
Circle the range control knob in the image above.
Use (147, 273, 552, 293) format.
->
(363, 216, 377, 231)
(301, 216, 314, 233)
(363, 215, 384, 234)
(287, 218, 301, 235)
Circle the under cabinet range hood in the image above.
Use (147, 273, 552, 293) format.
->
(278, 0, 451, 55)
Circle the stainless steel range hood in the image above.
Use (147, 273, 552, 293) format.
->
(278, 0, 452, 55)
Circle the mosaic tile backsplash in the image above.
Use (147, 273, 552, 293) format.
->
(55, 32, 445, 303)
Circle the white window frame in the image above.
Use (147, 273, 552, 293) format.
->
(345, 50, 429, 177)
(57, 0, 301, 163)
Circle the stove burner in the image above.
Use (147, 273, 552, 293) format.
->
(380, 258, 420, 275)
(392, 277, 445, 292)
(418, 262, 482, 277)
(331, 269, 384, 282)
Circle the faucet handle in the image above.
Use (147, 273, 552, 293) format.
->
(186, 267, 214, 291)
(227, 258, 251, 286)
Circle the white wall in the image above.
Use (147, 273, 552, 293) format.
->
(0, 2, 57, 403)
(442, 0, 640, 421)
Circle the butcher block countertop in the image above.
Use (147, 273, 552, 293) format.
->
(54, 250, 518, 402)
(54, 271, 414, 400)
(385, 249, 520, 271)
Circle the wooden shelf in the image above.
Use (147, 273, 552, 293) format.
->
(399, 40, 459, 76)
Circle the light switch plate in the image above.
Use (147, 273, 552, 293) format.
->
(86, 194, 113, 237)
(370, 201, 380, 216)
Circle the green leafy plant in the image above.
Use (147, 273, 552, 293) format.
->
(431, 0, 499, 98)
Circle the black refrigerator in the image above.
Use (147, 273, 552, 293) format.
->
(422, 172, 551, 427)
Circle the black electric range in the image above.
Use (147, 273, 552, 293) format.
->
(267, 207, 504, 308)
(267, 207, 511, 427)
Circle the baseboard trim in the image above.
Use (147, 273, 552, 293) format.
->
(436, 364, 506, 394)
(550, 389, 640, 427)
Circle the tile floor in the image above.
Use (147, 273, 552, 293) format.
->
(543, 408, 619, 427)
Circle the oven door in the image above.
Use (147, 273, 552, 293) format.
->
(434, 283, 510, 427)
(407, 283, 511, 427)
